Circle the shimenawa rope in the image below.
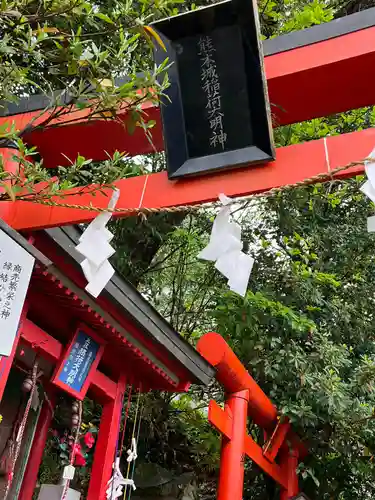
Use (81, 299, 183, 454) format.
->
(21, 158, 369, 216)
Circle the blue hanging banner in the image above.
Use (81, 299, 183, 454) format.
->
(53, 327, 105, 399)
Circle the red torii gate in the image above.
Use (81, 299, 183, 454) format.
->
(0, 8, 374, 500)
(197, 333, 306, 500)
(0, 9, 375, 230)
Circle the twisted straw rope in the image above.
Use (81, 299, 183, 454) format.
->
(4, 362, 38, 500)
(26, 158, 368, 215)
(61, 400, 83, 500)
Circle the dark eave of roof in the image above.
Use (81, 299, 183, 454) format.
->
(0, 219, 214, 386)
(41, 225, 215, 386)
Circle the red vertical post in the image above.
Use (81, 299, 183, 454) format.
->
(18, 390, 56, 500)
(217, 389, 249, 500)
(87, 375, 126, 500)
(0, 303, 29, 402)
(280, 447, 299, 500)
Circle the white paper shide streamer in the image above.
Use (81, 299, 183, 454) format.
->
(198, 193, 254, 297)
(76, 189, 120, 298)
(106, 438, 138, 499)
(126, 438, 137, 463)
(360, 148, 375, 232)
(106, 457, 136, 500)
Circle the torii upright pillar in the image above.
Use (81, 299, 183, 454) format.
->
(218, 389, 249, 500)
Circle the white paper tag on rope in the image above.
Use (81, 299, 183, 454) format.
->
(198, 195, 241, 262)
(77, 189, 119, 298)
(76, 234, 115, 267)
(197, 193, 253, 298)
(81, 259, 97, 283)
(227, 253, 255, 297)
(218, 193, 232, 206)
(85, 260, 115, 298)
(63, 465, 76, 480)
(80, 221, 114, 244)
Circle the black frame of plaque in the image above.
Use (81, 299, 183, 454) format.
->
(152, 0, 275, 180)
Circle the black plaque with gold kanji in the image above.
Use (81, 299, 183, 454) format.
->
(152, 0, 275, 179)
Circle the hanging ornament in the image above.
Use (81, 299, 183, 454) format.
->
(126, 438, 137, 463)
(4, 362, 38, 500)
(106, 388, 140, 500)
(71, 414, 79, 427)
(76, 189, 120, 298)
(106, 457, 136, 499)
(198, 193, 254, 297)
(22, 377, 33, 393)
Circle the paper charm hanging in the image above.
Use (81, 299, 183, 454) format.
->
(198, 193, 254, 297)
(75, 189, 119, 298)
(360, 148, 375, 232)
(126, 438, 137, 463)
(106, 457, 136, 500)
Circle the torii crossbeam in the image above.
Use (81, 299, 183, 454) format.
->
(1, 8, 375, 232)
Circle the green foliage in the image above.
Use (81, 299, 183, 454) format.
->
(0, 0, 181, 201)
(139, 175, 375, 498)
(5, 0, 375, 498)
(132, 0, 375, 491)
(36, 396, 101, 497)
(0, 0, 175, 103)
(0, 136, 143, 202)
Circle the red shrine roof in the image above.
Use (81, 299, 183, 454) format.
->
(0, 220, 214, 393)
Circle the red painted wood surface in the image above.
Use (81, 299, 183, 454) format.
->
(2, 25, 375, 171)
(201, 332, 303, 498)
(29, 232, 194, 391)
(263, 420, 291, 462)
(243, 434, 289, 491)
(280, 448, 300, 500)
(20, 316, 117, 404)
(0, 26, 373, 231)
(87, 374, 126, 500)
(51, 324, 106, 401)
(217, 390, 249, 500)
(0, 303, 29, 402)
(3, 126, 373, 231)
(208, 389, 289, 490)
(266, 25, 375, 126)
(209, 400, 232, 440)
(21, 318, 63, 362)
(18, 390, 56, 500)
(0, 148, 21, 225)
(91, 370, 117, 402)
(198, 332, 278, 429)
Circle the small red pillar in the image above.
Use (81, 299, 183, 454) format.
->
(19, 390, 56, 500)
(87, 375, 126, 500)
(0, 304, 29, 402)
(218, 389, 249, 500)
(280, 448, 299, 500)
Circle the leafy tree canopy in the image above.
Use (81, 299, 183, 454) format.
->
(3, 0, 375, 499)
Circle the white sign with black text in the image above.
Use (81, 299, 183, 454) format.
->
(0, 229, 34, 356)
